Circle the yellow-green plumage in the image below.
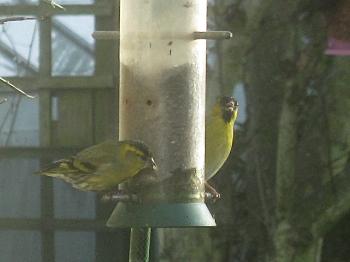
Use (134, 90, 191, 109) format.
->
(205, 96, 238, 181)
(36, 140, 156, 192)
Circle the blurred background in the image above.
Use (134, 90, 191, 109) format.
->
(0, 0, 349, 261)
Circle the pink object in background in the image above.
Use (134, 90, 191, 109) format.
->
(325, 37, 350, 56)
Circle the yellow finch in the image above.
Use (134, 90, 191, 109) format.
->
(205, 96, 238, 196)
(36, 140, 156, 192)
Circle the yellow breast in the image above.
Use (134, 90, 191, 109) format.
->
(205, 105, 234, 180)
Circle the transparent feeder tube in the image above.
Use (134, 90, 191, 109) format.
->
(119, 0, 207, 202)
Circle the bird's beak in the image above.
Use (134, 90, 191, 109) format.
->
(233, 100, 239, 111)
(225, 101, 238, 113)
(146, 157, 157, 170)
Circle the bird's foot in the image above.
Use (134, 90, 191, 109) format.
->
(101, 189, 138, 202)
(205, 182, 221, 202)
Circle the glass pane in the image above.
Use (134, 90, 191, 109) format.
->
(55, 231, 95, 262)
(0, 0, 38, 4)
(0, 230, 41, 262)
(52, 15, 95, 76)
(0, 158, 40, 218)
(0, 93, 39, 147)
(0, 18, 39, 76)
(57, 0, 94, 4)
(54, 180, 96, 219)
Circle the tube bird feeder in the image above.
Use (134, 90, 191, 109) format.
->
(107, 0, 222, 227)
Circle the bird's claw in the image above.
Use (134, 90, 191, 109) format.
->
(204, 182, 221, 202)
(205, 192, 221, 202)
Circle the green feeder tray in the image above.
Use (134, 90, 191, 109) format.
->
(107, 202, 216, 228)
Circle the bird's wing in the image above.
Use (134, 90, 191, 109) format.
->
(36, 158, 95, 183)
(37, 158, 117, 191)
(75, 139, 119, 167)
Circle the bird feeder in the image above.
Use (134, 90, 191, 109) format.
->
(325, 0, 350, 56)
(102, 0, 232, 227)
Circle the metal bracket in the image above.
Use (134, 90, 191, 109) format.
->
(92, 31, 120, 40)
(92, 30, 232, 40)
(193, 31, 232, 40)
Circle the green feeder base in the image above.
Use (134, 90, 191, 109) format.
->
(106, 202, 216, 227)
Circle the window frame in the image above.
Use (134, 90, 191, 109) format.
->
(0, 0, 123, 261)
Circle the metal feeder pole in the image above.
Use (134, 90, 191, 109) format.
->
(129, 228, 151, 262)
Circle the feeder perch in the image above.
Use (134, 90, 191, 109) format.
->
(92, 30, 233, 40)
(106, 0, 230, 228)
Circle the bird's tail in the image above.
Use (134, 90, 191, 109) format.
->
(35, 158, 73, 176)
(35, 158, 89, 185)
